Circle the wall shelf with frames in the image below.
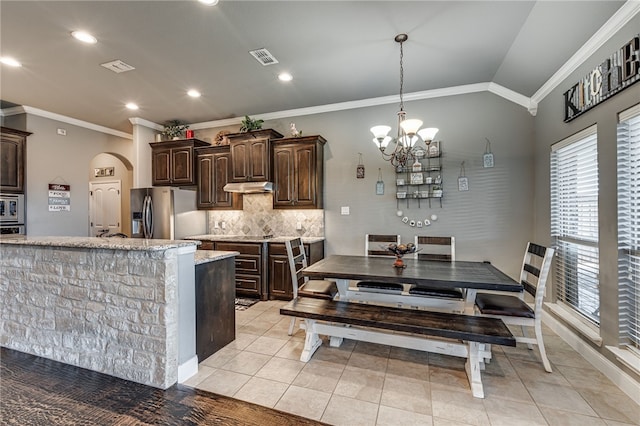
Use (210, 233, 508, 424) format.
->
(395, 142, 443, 209)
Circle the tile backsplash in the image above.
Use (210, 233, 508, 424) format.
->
(206, 193, 324, 237)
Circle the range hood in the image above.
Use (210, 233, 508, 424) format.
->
(223, 182, 273, 193)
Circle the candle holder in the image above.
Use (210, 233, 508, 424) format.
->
(384, 243, 418, 268)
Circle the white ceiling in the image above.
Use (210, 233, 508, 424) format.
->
(0, 1, 628, 134)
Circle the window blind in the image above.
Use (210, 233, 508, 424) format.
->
(618, 105, 640, 349)
(551, 127, 600, 325)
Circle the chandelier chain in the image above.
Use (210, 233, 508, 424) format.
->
(399, 39, 404, 112)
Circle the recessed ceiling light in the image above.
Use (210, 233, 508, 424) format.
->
(278, 72, 293, 82)
(187, 89, 201, 98)
(125, 103, 139, 110)
(71, 30, 97, 44)
(0, 57, 22, 67)
(198, 0, 219, 5)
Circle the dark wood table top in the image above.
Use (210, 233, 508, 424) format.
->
(303, 255, 522, 292)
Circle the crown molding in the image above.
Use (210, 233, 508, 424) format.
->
(1, 105, 133, 140)
(191, 82, 532, 129)
(129, 117, 163, 131)
(531, 0, 640, 105)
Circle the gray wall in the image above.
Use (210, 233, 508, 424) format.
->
(533, 15, 640, 378)
(196, 91, 535, 279)
(19, 114, 132, 236)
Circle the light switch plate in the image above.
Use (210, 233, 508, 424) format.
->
(341, 206, 350, 215)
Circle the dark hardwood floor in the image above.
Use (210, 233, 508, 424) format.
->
(0, 347, 326, 425)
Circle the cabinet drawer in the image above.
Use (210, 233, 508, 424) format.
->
(236, 274, 261, 292)
(198, 241, 214, 250)
(234, 255, 262, 275)
(268, 242, 310, 257)
(216, 242, 263, 255)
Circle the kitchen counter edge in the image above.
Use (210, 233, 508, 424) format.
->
(0, 236, 198, 251)
(186, 235, 325, 244)
(195, 250, 239, 265)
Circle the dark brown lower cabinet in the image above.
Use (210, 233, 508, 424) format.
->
(195, 257, 236, 361)
(268, 241, 324, 300)
(215, 242, 268, 300)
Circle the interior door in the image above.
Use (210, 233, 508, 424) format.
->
(89, 181, 122, 236)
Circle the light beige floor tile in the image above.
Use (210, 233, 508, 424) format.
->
(386, 357, 430, 382)
(525, 381, 597, 416)
(199, 347, 241, 368)
(292, 359, 345, 393)
(430, 388, 490, 426)
(313, 338, 356, 364)
(274, 385, 332, 421)
(244, 335, 289, 356)
(578, 388, 640, 424)
(238, 320, 277, 336)
(502, 343, 551, 366)
(546, 348, 595, 369)
(275, 338, 307, 360)
(376, 405, 433, 426)
(428, 353, 467, 370)
(348, 351, 389, 371)
(483, 398, 546, 425)
(539, 407, 607, 426)
(219, 350, 271, 375)
(334, 365, 385, 403)
(232, 376, 289, 408)
(182, 365, 215, 387)
(224, 332, 259, 351)
(512, 359, 572, 387)
(482, 374, 534, 403)
(195, 368, 251, 397)
(432, 418, 474, 426)
(429, 365, 470, 392)
(380, 374, 431, 415)
(321, 394, 379, 426)
(604, 420, 639, 426)
(555, 363, 617, 390)
(254, 309, 285, 324)
(388, 346, 430, 363)
(353, 341, 391, 357)
(255, 356, 305, 384)
(480, 353, 518, 378)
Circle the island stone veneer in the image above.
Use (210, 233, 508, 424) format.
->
(0, 236, 198, 389)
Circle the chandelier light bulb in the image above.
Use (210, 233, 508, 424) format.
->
(399, 119, 423, 136)
(370, 125, 391, 140)
(418, 127, 439, 142)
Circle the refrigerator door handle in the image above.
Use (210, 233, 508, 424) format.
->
(142, 195, 153, 238)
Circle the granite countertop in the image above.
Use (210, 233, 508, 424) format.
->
(194, 250, 239, 265)
(186, 235, 325, 244)
(0, 236, 198, 251)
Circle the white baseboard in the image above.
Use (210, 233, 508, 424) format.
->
(177, 356, 199, 383)
(542, 311, 640, 405)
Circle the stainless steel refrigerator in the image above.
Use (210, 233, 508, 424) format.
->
(130, 187, 206, 239)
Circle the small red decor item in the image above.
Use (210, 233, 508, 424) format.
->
(185, 129, 194, 138)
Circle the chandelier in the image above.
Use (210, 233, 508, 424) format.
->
(371, 34, 438, 168)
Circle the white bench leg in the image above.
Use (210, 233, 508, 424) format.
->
(465, 341, 485, 398)
(329, 336, 344, 347)
(300, 319, 323, 362)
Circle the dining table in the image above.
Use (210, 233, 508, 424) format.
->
(302, 254, 523, 314)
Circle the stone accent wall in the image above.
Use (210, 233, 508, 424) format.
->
(206, 193, 324, 236)
(0, 245, 179, 389)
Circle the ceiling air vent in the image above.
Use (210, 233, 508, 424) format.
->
(100, 59, 136, 73)
(249, 48, 279, 66)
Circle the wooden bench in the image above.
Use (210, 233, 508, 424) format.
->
(280, 297, 515, 398)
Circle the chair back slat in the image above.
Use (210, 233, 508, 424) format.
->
(414, 236, 455, 262)
(365, 234, 401, 257)
(285, 238, 309, 298)
(519, 242, 554, 299)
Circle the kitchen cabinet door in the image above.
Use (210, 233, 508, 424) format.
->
(227, 129, 283, 182)
(272, 135, 325, 209)
(150, 139, 209, 186)
(196, 146, 242, 210)
(268, 241, 325, 300)
(0, 127, 31, 193)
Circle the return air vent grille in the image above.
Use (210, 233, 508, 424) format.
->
(249, 48, 279, 66)
(100, 59, 136, 73)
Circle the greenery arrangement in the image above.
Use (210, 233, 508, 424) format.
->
(162, 120, 189, 139)
(239, 116, 264, 133)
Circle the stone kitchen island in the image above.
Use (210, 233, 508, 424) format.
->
(0, 236, 237, 389)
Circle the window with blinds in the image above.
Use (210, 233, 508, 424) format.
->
(617, 104, 640, 349)
(550, 125, 600, 325)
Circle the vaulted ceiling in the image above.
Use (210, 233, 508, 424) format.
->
(0, 1, 628, 133)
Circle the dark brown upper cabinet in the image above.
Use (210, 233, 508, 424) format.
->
(227, 129, 283, 182)
(195, 145, 242, 210)
(1, 127, 31, 193)
(272, 135, 326, 209)
(150, 139, 209, 186)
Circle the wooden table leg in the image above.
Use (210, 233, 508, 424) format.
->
(299, 319, 323, 362)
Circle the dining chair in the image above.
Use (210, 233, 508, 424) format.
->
(285, 237, 338, 335)
(357, 234, 405, 294)
(474, 242, 555, 372)
(408, 236, 463, 299)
